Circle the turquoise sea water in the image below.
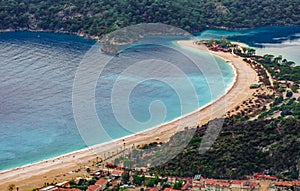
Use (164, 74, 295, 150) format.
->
(1, 26, 298, 171)
(196, 26, 300, 65)
(0, 32, 233, 170)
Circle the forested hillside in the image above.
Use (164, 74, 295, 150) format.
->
(1, 0, 299, 36)
(146, 117, 300, 180)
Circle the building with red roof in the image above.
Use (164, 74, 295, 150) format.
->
(231, 180, 243, 191)
(95, 178, 108, 190)
(258, 58, 264, 61)
(111, 170, 124, 177)
(264, 175, 277, 180)
(292, 181, 300, 186)
(231, 180, 243, 185)
(274, 182, 292, 187)
(95, 178, 108, 185)
(86, 185, 100, 191)
(200, 178, 231, 191)
(273, 181, 300, 188)
(163, 188, 181, 191)
(54, 189, 81, 191)
(253, 173, 277, 180)
(193, 178, 261, 191)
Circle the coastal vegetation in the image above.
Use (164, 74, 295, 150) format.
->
(1, 0, 300, 37)
(110, 40, 300, 181)
(145, 116, 300, 180)
(121, 110, 300, 180)
(229, 40, 300, 119)
(69, 177, 97, 190)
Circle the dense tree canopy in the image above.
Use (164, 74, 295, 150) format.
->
(1, 0, 299, 36)
(148, 117, 300, 180)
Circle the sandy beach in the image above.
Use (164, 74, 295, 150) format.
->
(0, 40, 258, 190)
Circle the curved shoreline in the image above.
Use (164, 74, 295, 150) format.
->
(0, 40, 258, 190)
(0, 42, 237, 172)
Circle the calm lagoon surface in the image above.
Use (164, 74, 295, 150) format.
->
(0, 32, 233, 170)
(196, 26, 300, 65)
(1, 26, 298, 171)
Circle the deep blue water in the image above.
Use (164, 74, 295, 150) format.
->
(0, 32, 95, 170)
(0, 32, 234, 170)
(196, 26, 300, 64)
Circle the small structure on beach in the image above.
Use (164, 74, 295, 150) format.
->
(250, 84, 260, 89)
(56, 181, 70, 188)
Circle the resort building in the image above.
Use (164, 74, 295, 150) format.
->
(111, 170, 124, 177)
(39, 186, 56, 191)
(95, 178, 108, 191)
(87, 185, 100, 191)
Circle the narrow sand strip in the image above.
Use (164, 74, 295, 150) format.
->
(0, 40, 258, 190)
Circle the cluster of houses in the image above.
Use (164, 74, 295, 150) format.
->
(276, 80, 295, 89)
(36, 167, 300, 191)
(38, 169, 124, 191)
(253, 173, 277, 181)
(190, 175, 260, 191)
(269, 181, 300, 191)
(86, 178, 109, 191)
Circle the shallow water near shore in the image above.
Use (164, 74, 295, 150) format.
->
(0, 32, 234, 171)
(196, 26, 300, 65)
(1, 25, 300, 171)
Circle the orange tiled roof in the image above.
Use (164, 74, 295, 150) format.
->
(111, 170, 124, 176)
(274, 181, 300, 187)
(163, 188, 181, 191)
(292, 181, 300, 186)
(95, 178, 108, 185)
(203, 179, 230, 188)
(231, 180, 243, 185)
(254, 173, 277, 180)
(87, 185, 100, 191)
(274, 182, 292, 187)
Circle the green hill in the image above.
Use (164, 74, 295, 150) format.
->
(1, 0, 299, 36)
(145, 116, 300, 180)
